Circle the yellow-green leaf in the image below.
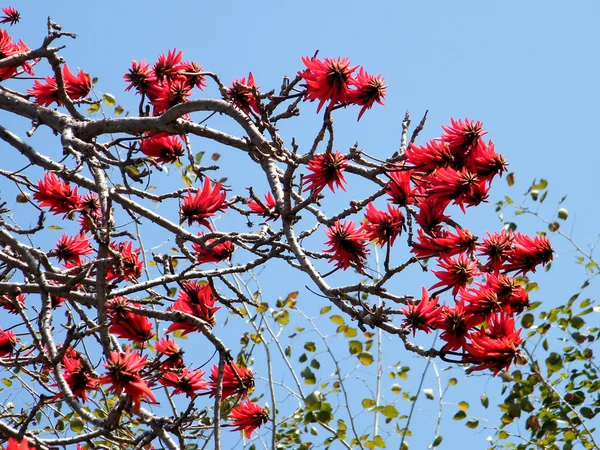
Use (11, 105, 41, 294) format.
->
(357, 352, 374, 366)
(103, 93, 116, 106)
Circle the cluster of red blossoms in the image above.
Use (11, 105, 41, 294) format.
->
(312, 119, 552, 374)
(299, 56, 387, 120)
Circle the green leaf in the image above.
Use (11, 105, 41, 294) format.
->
(391, 384, 401, 394)
(373, 435, 386, 448)
(357, 352, 374, 366)
(558, 208, 568, 220)
(70, 417, 84, 433)
(344, 327, 358, 338)
(381, 405, 398, 419)
(348, 340, 363, 355)
(423, 388, 434, 400)
(114, 104, 124, 115)
(532, 178, 548, 190)
(453, 410, 466, 420)
(272, 309, 290, 326)
(330, 315, 345, 325)
(86, 103, 100, 114)
(103, 93, 116, 106)
(521, 313, 534, 329)
(480, 393, 489, 409)
(548, 221, 560, 232)
(48, 225, 63, 230)
(305, 391, 323, 410)
(458, 401, 469, 411)
(304, 342, 316, 352)
(301, 367, 316, 385)
(448, 378, 457, 386)
(1, 378, 12, 387)
(503, 222, 517, 232)
(465, 419, 479, 429)
(320, 306, 332, 315)
(362, 398, 376, 408)
(430, 436, 443, 448)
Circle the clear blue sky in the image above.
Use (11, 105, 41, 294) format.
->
(4, 1, 600, 448)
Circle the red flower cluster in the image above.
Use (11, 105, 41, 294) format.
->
(229, 399, 269, 438)
(124, 49, 205, 115)
(53, 233, 93, 266)
(227, 72, 260, 115)
(107, 297, 155, 344)
(166, 281, 220, 335)
(0, 27, 32, 80)
(0, 328, 18, 357)
(0, 294, 24, 314)
(323, 220, 369, 272)
(159, 367, 208, 398)
(0, 6, 20, 25)
(299, 56, 386, 120)
(4, 437, 34, 450)
(33, 172, 81, 218)
(247, 192, 279, 220)
(180, 178, 227, 228)
(208, 361, 254, 400)
(303, 151, 349, 195)
(192, 233, 235, 264)
(28, 64, 91, 106)
(106, 241, 143, 282)
(61, 349, 97, 403)
(139, 133, 185, 165)
(96, 346, 156, 412)
(155, 337, 185, 370)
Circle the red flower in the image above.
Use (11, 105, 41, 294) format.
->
(431, 254, 480, 296)
(427, 167, 480, 212)
(400, 287, 440, 336)
(63, 64, 92, 101)
(96, 347, 156, 412)
(124, 60, 155, 93)
(150, 78, 192, 115)
(464, 314, 523, 376)
(180, 178, 227, 228)
(346, 67, 387, 120)
(414, 197, 450, 235)
(192, 233, 235, 264)
(0, 29, 32, 80)
(441, 118, 486, 155)
(160, 367, 208, 398)
(0, 328, 18, 357)
(33, 173, 81, 217)
(166, 281, 220, 335)
(324, 220, 369, 272)
(303, 151, 349, 195)
(176, 60, 206, 90)
(466, 140, 508, 181)
(361, 202, 405, 247)
(208, 362, 254, 399)
(62, 354, 97, 402)
(461, 285, 501, 319)
(247, 192, 279, 220)
(28, 64, 91, 106)
(227, 72, 260, 115)
(139, 133, 185, 164)
(4, 437, 34, 450)
(404, 140, 458, 173)
(385, 166, 416, 206)
(155, 337, 185, 370)
(0, 7, 20, 25)
(106, 241, 143, 282)
(504, 233, 554, 275)
(478, 230, 514, 273)
(78, 192, 102, 233)
(153, 49, 183, 82)
(437, 301, 479, 352)
(229, 399, 269, 438)
(299, 56, 358, 113)
(28, 75, 59, 106)
(53, 233, 93, 266)
(107, 297, 155, 344)
(0, 294, 24, 314)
